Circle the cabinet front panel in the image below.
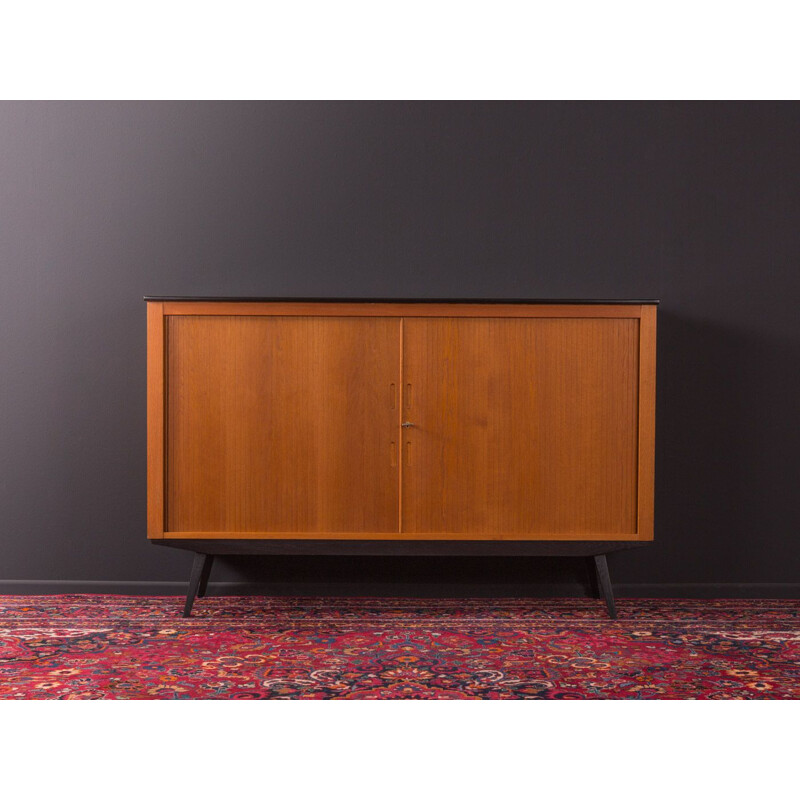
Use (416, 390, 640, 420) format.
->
(402, 317, 639, 538)
(166, 316, 401, 534)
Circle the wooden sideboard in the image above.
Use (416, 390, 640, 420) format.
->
(146, 298, 658, 616)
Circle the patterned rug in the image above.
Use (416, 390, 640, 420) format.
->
(0, 596, 797, 699)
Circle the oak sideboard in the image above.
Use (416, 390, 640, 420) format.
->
(145, 298, 658, 617)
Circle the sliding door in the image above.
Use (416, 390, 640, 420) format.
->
(166, 316, 401, 535)
(401, 317, 639, 538)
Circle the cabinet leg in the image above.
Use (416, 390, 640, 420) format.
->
(197, 554, 215, 598)
(593, 554, 617, 619)
(183, 553, 210, 618)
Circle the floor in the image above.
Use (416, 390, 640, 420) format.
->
(0, 595, 797, 699)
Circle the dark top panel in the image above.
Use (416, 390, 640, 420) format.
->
(144, 296, 660, 304)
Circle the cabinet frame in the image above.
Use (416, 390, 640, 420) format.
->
(146, 298, 657, 617)
(147, 300, 656, 542)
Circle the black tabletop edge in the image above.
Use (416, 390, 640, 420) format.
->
(144, 296, 660, 305)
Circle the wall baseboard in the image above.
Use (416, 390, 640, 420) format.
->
(0, 580, 797, 599)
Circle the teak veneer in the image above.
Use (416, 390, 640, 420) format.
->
(145, 298, 658, 617)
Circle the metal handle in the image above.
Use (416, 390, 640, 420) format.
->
(401, 421, 415, 428)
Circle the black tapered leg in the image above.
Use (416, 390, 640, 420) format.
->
(593, 554, 617, 619)
(197, 554, 215, 598)
(183, 553, 210, 618)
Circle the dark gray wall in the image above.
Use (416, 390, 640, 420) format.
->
(1, 102, 798, 595)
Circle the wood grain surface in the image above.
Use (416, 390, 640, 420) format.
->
(636, 305, 657, 540)
(150, 305, 653, 541)
(146, 302, 165, 538)
(401, 317, 640, 538)
(162, 301, 642, 318)
(165, 316, 401, 533)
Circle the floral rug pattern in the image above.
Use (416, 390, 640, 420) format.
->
(0, 596, 797, 699)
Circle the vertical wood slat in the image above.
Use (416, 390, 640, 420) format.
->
(637, 305, 657, 540)
(398, 317, 404, 534)
(147, 302, 165, 538)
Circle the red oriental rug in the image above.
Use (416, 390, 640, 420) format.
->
(0, 595, 797, 699)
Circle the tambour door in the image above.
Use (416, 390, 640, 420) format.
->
(401, 316, 642, 539)
(164, 315, 401, 535)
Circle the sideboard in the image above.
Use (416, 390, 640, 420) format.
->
(145, 298, 657, 617)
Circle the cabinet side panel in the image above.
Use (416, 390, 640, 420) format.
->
(146, 302, 165, 538)
(403, 317, 640, 539)
(166, 316, 401, 534)
(637, 305, 657, 540)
